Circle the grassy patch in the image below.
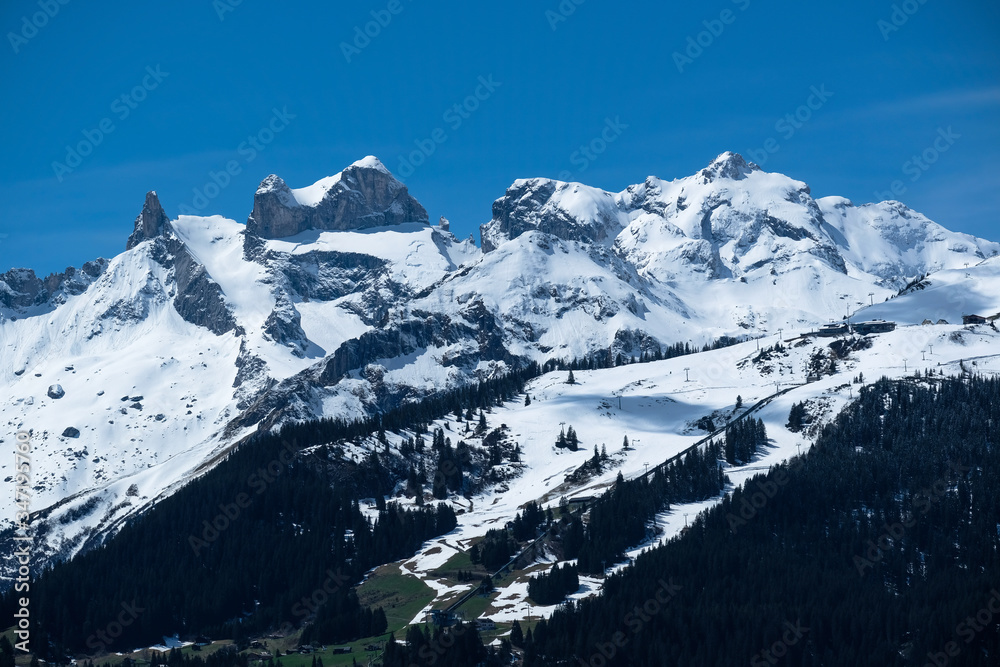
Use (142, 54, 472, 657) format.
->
(431, 548, 480, 578)
(356, 564, 435, 633)
(457, 591, 497, 621)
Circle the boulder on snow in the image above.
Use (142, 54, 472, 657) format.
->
(62, 427, 80, 438)
(47, 384, 65, 399)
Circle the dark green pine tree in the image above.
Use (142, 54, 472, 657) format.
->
(510, 620, 524, 647)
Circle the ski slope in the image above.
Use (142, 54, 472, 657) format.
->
(388, 319, 1000, 625)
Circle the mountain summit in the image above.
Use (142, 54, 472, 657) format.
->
(125, 190, 171, 250)
(698, 150, 761, 181)
(481, 151, 994, 287)
(245, 156, 428, 239)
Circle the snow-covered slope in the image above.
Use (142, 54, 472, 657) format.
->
(2, 152, 997, 581)
(384, 318, 1000, 626)
(482, 152, 998, 290)
(817, 196, 999, 284)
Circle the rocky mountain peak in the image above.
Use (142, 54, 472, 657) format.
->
(348, 155, 391, 173)
(256, 174, 293, 195)
(245, 157, 428, 240)
(125, 191, 171, 250)
(699, 151, 759, 182)
(480, 178, 623, 253)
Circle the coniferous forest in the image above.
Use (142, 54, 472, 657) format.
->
(524, 376, 1000, 665)
(528, 563, 581, 606)
(0, 367, 535, 656)
(574, 439, 729, 575)
(6, 346, 997, 666)
(1, 339, 746, 658)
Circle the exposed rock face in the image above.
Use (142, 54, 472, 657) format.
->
(245, 158, 428, 240)
(262, 294, 309, 357)
(281, 250, 389, 302)
(160, 237, 237, 336)
(0, 261, 108, 311)
(317, 316, 450, 386)
(126, 191, 171, 250)
(47, 384, 65, 399)
(697, 151, 760, 182)
(481, 178, 622, 253)
(480, 152, 850, 282)
(232, 340, 276, 411)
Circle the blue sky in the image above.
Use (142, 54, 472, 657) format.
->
(1, 0, 998, 275)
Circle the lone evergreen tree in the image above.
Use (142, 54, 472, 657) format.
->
(566, 426, 579, 451)
(567, 369, 576, 384)
(510, 620, 524, 647)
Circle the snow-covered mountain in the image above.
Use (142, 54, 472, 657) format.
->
(2, 152, 997, 577)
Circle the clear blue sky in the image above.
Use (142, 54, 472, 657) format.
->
(2, 0, 998, 275)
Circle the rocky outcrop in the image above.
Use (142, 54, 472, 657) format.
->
(168, 241, 236, 336)
(282, 250, 389, 301)
(232, 340, 276, 411)
(697, 151, 760, 182)
(0, 260, 108, 311)
(126, 191, 171, 250)
(262, 295, 308, 357)
(317, 316, 450, 385)
(481, 178, 622, 253)
(245, 158, 428, 240)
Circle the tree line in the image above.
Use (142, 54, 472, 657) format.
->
(522, 376, 1000, 665)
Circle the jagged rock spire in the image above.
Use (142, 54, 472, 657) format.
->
(126, 191, 171, 250)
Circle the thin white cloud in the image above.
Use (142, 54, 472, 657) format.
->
(845, 86, 1000, 120)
